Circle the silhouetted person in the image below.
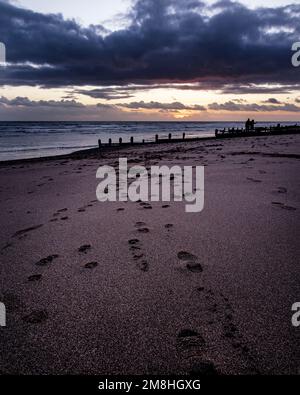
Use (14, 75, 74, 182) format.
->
(245, 118, 251, 132)
(250, 119, 255, 131)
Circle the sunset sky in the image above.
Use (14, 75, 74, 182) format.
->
(0, 0, 299, 121)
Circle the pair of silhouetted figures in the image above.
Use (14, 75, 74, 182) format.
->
(245, 118, 255, 132)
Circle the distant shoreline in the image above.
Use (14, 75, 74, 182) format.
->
(1, 120, 299, 163)
(0, 135, 216, 166)
(1, 127, 300, 165)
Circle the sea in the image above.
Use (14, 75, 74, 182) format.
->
(0, 121, 297, 161)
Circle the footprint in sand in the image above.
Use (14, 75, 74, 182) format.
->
(128, 239, 140, 245)
(281, 205, 296, 211)
(277, 187, 287, 194)
(189, 360, 219, 375)
(2, 242, 12, 251)
(84, 261, 98, 269)
(195, 288, 259, 373)
(61, 216, 68, 221)
(129, 245, 141, 251)
(272, 202, 296, 211)
(177, 329, 218, 375)
(272, 201, 283, 206)
(162, 204, 170, 208)
(137, 227, 150, 233)
(78, 244, 91, 253)
(117, 208, 125, 211)
(137, 260, 149, 272)
(133, 253, 144, 260)
(165, 223, 174, 230)
(246, 177, 262, 183)
(13, 224, 43, 238)
(128, 239, 142, 251)
(219, 294, 257, 369)
(177, 251, 203, 273)
(272, 187, 287, 195)
(22, 310, 48, 324)
(178, 328, 204, 340)
(28, 274, 42, 282)
(139, 202, 152, 209)
(135, 222, 146, 228)
(78, 208, 86, 212)
(36, 254, 59, 266)
(128, 238, 149, 271)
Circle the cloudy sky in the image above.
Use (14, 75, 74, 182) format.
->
(0, 0, 299, 121)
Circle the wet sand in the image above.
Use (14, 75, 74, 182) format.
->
(0, 133, 299, 374)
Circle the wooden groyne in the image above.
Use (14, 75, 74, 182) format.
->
(215, 123, 300, 138)
(97, 124, 300, 149)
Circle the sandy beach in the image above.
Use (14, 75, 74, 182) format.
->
(0, 133, 299, 375)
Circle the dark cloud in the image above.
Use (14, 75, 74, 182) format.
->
(0, 93, 299, 121)
(208, 100, 300, 112)
(220, 84, 300, 95)
(0, 0, 299, 92)
(262, 98, 282, 104)
(0, 94, 124, 120)
(0, 94, 208, 120)
(74, 87, 135, 100)
(0, 96, 84, 108)
(119, 100, 206, 111)
(74, 83, 214, 100)
(1, 95, 299, 114)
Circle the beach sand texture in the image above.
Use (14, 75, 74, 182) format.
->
(0, 133, 299, 374)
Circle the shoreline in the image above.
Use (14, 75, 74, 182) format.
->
(1, 127, 300, 166)
(0, 136, 217, 166)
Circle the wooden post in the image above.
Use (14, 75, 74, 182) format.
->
(98, 139, 101, 149)
(108, 138, 112, 146)
(182, 132, 185, 140)
(130, 136, 134, 145)
(119, 137, 122, 145)
(168, 133, 172, 140)
(155, 134, 159, 143)
(142, 139, 145, 144)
